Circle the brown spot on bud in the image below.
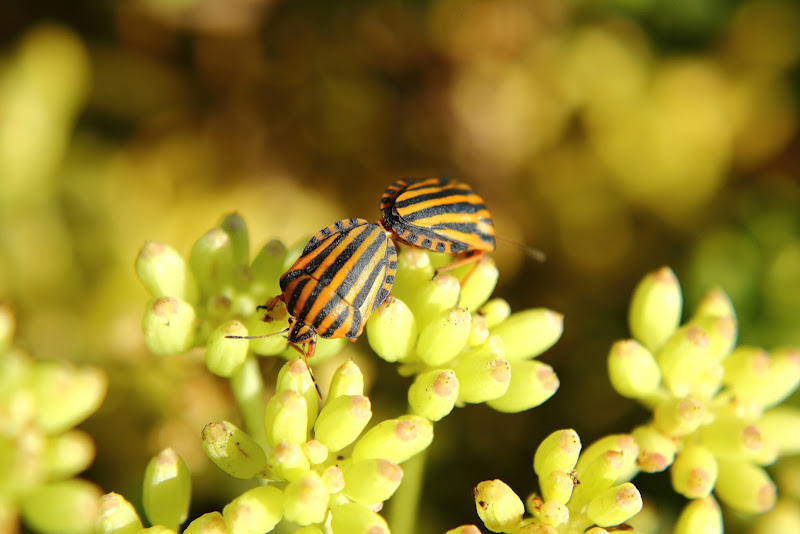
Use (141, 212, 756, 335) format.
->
(394, 420, 418, 442)
(490, 358, 510, 383)
(686, 325, 710, 348)
(350, 396, 372, 419)
(432, 371, 456, 397)
(152, 297, 179, 317)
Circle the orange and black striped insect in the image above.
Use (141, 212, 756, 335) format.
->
(379, 177, 497, 280)
(229, 218, 397, 363)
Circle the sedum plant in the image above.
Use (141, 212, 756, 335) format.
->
(104, 213, 564, 533)
(608, 266, 800, 532)
(0, 302, 107, 534)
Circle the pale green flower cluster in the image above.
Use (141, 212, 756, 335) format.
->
(0, 303, 107, 534)
(609, 266, 800, 531)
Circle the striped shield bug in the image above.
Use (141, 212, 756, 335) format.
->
(229, 217, 397, 364)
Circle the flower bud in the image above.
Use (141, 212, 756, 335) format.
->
(392, 248, 435, 301)
(571, 451, 628, 508)
(219, 212, 249, 267)
(243, 301, 289, 356)
(538, 470, 576, 505)
(760, 407, 800, 456)
(249, 239, 287, 302)
(670, 445, 718, 498)
(519, 521, 559, 534)
(366, 297, 417, 363)
(329, 502, 390, 533)
(276, 359, 318, 432)
(631, 425, 676, 473)
(328, 360, 365, 399)
(342, 458, 403, 505)
(322, 465, 344, 493)
(657, 325, 712, 397)
(408, 369, 458, 421)
(416, 307, 471, 366)
(44, 429, 95, 480)
(586, 483, 642, 527)
(575, 434, 639, 477)
(445, 526, 482, 534)
(534, 429, 581, 477)
(715, 460, 777, 514)
(304, 440, 328, 465)
(699, 417, 764, 461)
(753, 500, 800, 534)
(205, 320, 249, 377)
(352, 415, 433, 464)
(479, 299, 511, 328)
(201, 421, 267, 479)
(688, 315, 737, 363)
(488, 360, 559, 413)
(135, 242, 198, 303)
(264, 390, 308, 447)
(20, 479, 101, 534)
(453, 346, 510, 404)
(183, 512, 226, 534)
(467, 313, 490, 347)
(490, 309, 563, 361)
(405, 273, 462, 330)
(32, 362, 107, 435)
(97, 492, 143, 534)
(728, 348, 800, 408)
(674, 496, 722, 534)
(142, 449, 191, 531)
(528, 496, 568, 527)
(189, 228, 237, 293)
(222, 485, 283, 534)
(473, 479, 524, 533)
(142, 297, 196, 356)
(653, 397, 705, 437)
(628, 266, 682, 353)
(314, 395, 372, 453)
(607, 340, 661, 399)
(693, 287, 735, 320)
(283, 471, 329, 526)
(267, 441, 310, 482)
(458, 256, 499, 310)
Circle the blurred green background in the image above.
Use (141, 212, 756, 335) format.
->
(1, 0, 799, 531)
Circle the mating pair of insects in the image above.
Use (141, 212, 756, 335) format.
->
(229, 177, 498, 362)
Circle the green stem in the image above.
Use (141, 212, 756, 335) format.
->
(387, 445, 428, 534)
(230, 356, 268, 451)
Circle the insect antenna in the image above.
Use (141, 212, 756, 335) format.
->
(496, 236, 547, 263)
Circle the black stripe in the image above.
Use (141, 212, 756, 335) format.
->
(300, 231, 350, 274)
(350, 247, 386, 310)
(317, 225, 373, 287)
(287, 277, 311, 312)
(345, 309, 363, 338)
(337, 229, 385, 305)
(394, 187, 472, 210)
(321, 305, 352, 338)
(401, 201, 486, 222)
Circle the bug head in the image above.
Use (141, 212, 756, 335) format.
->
(287, 317, 316, 345)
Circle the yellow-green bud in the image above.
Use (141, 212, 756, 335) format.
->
(753, 500, 800, 534)
(445, 526, 482, 534)
(294, 336, 344, 365)
(20, 479, 101, 534)
(189, 228, 237, 293)
(688, 315, 737, 364)
(243, 301, 289, 356)
(322, 465, 345, 493)
(264, 390, 308, 447)
(392, 247, 435, 300)
(458, 256, 499, 310)
(283, 471, 329, 526)
(586, 482, 642, 527)
(249, 239, 287, 302)
(219, 212, 249, 267)
(328, 359, 365, 399)
(142, 297, 196, 356)
(715, 460, 777, 514)
(670, 445, 718, 498)
(44, 429, 95, 480)
(571, 451, 628, 509)
(222, 485, 283, 534)
(314, 395, 372, 453)
(453, 346, 510, 404)
(32, 361, 107, 435)
(406, 274, 462, 330)
(304, 440, 328, 465)
(467, 313, 490, 347)
(538, 470, 576, 505)
(342, 458, 403, 505)
(205, 320, 249, 377)
(473, 479, 524, 533)
(653, 397, 705, 437)
(487, 360, 558, 413)
(183, 512, 226, 534)
(534, 429, 581, 477)
(699, 417, 763, 461)
(490, 309, 563, 362)
(352, 415, 433, 464)
(416, 307, 472, 366)
(760, 407, 800, 456)
(674, 496, 722, 534)
(657, 325, 712, 397)
(479, 299, 511, 329)
(136, 528, 177, 534)
(728, 348, 800, 408)
(276, 359, 319, 432)
(628, 266, 682, 353)
(631, 425, 676, 473)
(329, 502, 390, 533)
(201, 421, 267, 479)
(367, 297, 418, 363)
(98, 492, 143, 534)
(267, 441, 310, 482)
(693, 287, 735, 320)
(607, 340, 661, 399)
(527, 495, 568, 527)
(518, 521, 559, 534)
(408, 369, 458, 421)
(142, 448, 191, 531)
(135, 242, 198, 303)
(575, 434, 639, 478)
